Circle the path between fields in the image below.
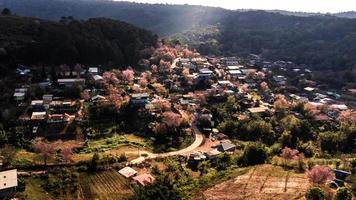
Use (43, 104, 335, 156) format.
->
(129, 124, 204, 164)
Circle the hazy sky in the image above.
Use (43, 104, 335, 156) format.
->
(116, 0, 356, 13)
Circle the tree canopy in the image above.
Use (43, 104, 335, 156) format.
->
(0, 16, 157, 67)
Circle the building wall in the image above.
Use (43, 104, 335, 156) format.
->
(0, 169, 17, 190)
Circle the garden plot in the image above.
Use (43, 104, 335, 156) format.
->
(204, 165, 309, 200)
(78, 170, 133, 200)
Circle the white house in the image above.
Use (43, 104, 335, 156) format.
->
(0, 169, 17, 190)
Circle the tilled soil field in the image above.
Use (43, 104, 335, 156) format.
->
(204, 165, 310, 200)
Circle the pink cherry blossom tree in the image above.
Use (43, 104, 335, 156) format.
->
(80, 90, 91, 101)
(159, 60, 171, 72)
(102, 71, 120, 86)
(151, 64, 158, 73)
(240, 84, 249, 93)
(61, 147, 73, 163)
(256, 71, 266, 79)
(33, 142, 55, 166)
(182, 48, 194, 58)
(306, 165, 334, 185)
(162, 112, 182, 128)
(153, 99, 171, 112)
(338, 109, 356, 125)
(152, 83, 167, 96)
(281, 147, 299, 160)
(260, 81, 269, 92)
(122, 68, 134, 83)
(274, 94, 290, 111)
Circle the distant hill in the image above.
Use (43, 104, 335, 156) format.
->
(0, 0, 228, 36)
(334, 11, 356, 19)
(1, 0, 355, 37)
(1, 0, 356, 81)
(269, 10, 356, 19)
(173, 11, 356, 72)
(0, 15, 157, 67)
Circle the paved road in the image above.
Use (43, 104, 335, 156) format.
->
(130, 124, 204, 164)
(130, 58, 203, 164)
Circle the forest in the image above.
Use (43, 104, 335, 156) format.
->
(2, 0, 356, 75)
(175, 11, 356, 71)
(0, 14, 157, 67)
(0, 0, 228, 36)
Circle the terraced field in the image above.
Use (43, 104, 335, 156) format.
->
(204, 165, 310, 200)
(78, 170, 133, 200)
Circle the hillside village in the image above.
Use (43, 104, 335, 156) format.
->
(0, 41, 353, 199)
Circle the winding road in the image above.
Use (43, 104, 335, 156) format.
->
(129, 124, 204, 164)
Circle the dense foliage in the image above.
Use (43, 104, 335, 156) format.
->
(0, 15, 157, 67)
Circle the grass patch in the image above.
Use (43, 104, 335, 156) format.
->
(17, 177, 53, 200)
(77, 134, 151, 154)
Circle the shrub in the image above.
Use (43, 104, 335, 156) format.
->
(297, 141, 314, 157)
(89, 152, 100, 171)
(238, 143, 267, 166)
(268, 143, 281, 156)
(307, 159, 316, 169)
(345, 174, 356, 196)
(333, 187, 352, 200)
(350, 158, 356, 174)
(11, 158, 32, 168)
(118, 154, 127, 162)
(305, 187, 325, 200)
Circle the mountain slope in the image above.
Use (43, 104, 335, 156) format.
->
(1, 0, 355, 37)
(174, 11, 356, 72)
(0, 0, 229, 36)
(0, 15, 157, 66)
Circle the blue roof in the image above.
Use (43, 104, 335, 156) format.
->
(334, 170, 351, 175)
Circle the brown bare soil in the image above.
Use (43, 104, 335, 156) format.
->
(196, 138, 220, 152)
(203, 165, 309, 200)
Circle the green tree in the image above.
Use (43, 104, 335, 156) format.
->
(333, 187, 352, 200)
(131, 174, 181, 200)
(241, 120, 274, 145)
(212, 153, 233, 171)
(318, 131, 342, 154)
(17, 177, 26, 192)
(217, 119, 239, 137)
(0, 145, 17, 167)
(90, 152, 100, 171)
(339, 125, 356, 153)
(1, 8, 11, 16)
(197, 161, 211, 176)
(0, 129, 8, 147)
(281, 115, 312, 147)
(305, 187, 325, 200)
(239, 143, 267, 166)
